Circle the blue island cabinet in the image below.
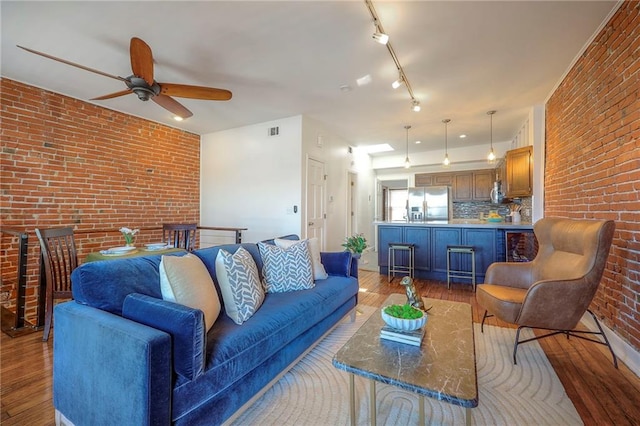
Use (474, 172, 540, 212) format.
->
(378, 224, 498, 283)
(377, 226, 431, 277)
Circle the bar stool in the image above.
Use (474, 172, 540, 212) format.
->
(388, 243, 415, 283)
(447, 245, 476, 291)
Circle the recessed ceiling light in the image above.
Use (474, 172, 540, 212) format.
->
(459, 134, 467, 138)
(339, 85, 352, 92)
(173, 116, 184, 121)
(415, 140, 421, 144)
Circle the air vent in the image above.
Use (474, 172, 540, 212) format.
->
(268, 126, 279, 136)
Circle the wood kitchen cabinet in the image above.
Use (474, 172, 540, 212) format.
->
(415, 170, 493, 201)
(473, 170, 494, 201)
(415, 173, 453, 187)
(505, 146, 533, 197)
(453, 173, 473, 201)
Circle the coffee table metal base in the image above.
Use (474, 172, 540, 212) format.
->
(347, 374, 472, 426)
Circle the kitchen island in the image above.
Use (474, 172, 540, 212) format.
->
(376, 220, 535, 284)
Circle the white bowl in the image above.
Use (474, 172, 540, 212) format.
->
(381, 307, 426, 331)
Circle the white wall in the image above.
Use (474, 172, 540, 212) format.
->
(200, 114, 375, 250)
(200, 116, 303, 243)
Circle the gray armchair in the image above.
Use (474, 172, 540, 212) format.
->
(476, 217, 617, 367)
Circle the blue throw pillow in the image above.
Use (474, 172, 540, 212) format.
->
(258, 241, 314, 293)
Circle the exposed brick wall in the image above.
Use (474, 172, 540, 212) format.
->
(1, 78, 200, 324)
(546, 2, 640, 351)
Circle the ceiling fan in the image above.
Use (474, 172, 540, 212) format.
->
(17, 37, 232, 119)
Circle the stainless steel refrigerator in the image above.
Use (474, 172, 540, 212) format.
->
(407, 186, 451, 221)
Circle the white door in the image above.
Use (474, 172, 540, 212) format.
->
(306, 158, 326, 249)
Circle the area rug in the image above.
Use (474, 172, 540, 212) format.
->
(231, 305, 582, 426)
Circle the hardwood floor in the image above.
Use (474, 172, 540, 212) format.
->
(2, 270, 639, 425)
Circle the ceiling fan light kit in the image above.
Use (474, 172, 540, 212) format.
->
(17, 36, 232, 120)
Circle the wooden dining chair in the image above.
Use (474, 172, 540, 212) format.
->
(35, 227, 78, 341)
(162, 223, 197, 251)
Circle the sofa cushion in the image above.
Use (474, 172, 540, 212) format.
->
(258, 241, 314, 293)
(159, 254, 221, 331)
(215, 247, 265, 325)
(171, 273, 359, 418)
(71, 252, 186, 316)
(275, 237, 328, 280)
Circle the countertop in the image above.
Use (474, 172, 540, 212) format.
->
(374, 219, 533, 229)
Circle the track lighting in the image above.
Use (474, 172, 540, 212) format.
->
(372, 31, 389, 45)
(391, 75, 403, 89)
(366, 0, 420, 111)
(487, 110, 497, 164)
(442, 119, 451, 167)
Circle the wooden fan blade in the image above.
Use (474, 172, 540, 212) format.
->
(17, 45, 126, 82)
(130, 37, 154, 86)
(152, 94, 193, 119)
(159, 83, 232, 101)
(90, 89, 132, 100)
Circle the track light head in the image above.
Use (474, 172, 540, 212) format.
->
(411, 100, 421, 112)
(372, 31, 389, 44)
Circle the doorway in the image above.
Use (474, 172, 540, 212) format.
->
(306, 157, 326, 249)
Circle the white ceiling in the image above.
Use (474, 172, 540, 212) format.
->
(1, 1, 617, 167)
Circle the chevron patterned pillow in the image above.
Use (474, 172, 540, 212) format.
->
(215, 247, 265, 325)
(258, 241, 314, 293)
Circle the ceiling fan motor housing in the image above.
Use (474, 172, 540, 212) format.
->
(126, 76, 160, 101)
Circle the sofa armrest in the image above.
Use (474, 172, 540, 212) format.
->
(53, 302, 171, 426)
(320, 251, 355, 278)
(123, 293, 207, 381)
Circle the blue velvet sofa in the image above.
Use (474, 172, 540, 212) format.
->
(53, 240, 359, 426)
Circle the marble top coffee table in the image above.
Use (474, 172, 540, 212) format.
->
(332, 294, 477, 425)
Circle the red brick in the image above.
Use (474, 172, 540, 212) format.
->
(546, 1, 640, 353)
(0, 78, 200, 322)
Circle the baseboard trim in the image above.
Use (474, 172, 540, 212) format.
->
(580, 313, 640, 377)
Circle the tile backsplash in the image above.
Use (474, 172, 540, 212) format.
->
(453, 197, 532, 222)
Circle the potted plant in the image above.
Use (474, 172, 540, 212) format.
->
(381, 304, 426, 331)
(342, 233, 368, 256)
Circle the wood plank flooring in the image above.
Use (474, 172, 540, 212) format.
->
(2, 270, 639, 425)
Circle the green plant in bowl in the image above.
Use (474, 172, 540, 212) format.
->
(381, 304, 426, 331)
(383, 304, 423, 319)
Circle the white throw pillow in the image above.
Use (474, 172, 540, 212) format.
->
(258, 241, 314, 293)
(215, 247, 265, 325)
(275, 237, 328, 280)
(159, 253, 221, 331)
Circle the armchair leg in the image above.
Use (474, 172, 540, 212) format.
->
(511, 314, 618, 368)
(480, 310, 492, 333)
(587, 309, 618, 369)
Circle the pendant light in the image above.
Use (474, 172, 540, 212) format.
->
(442, 119, 451, 167)
(487, 110, 497, 164)
(404, 125, 411, 169)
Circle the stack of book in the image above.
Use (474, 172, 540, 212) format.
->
(380, 325, 425, 346)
